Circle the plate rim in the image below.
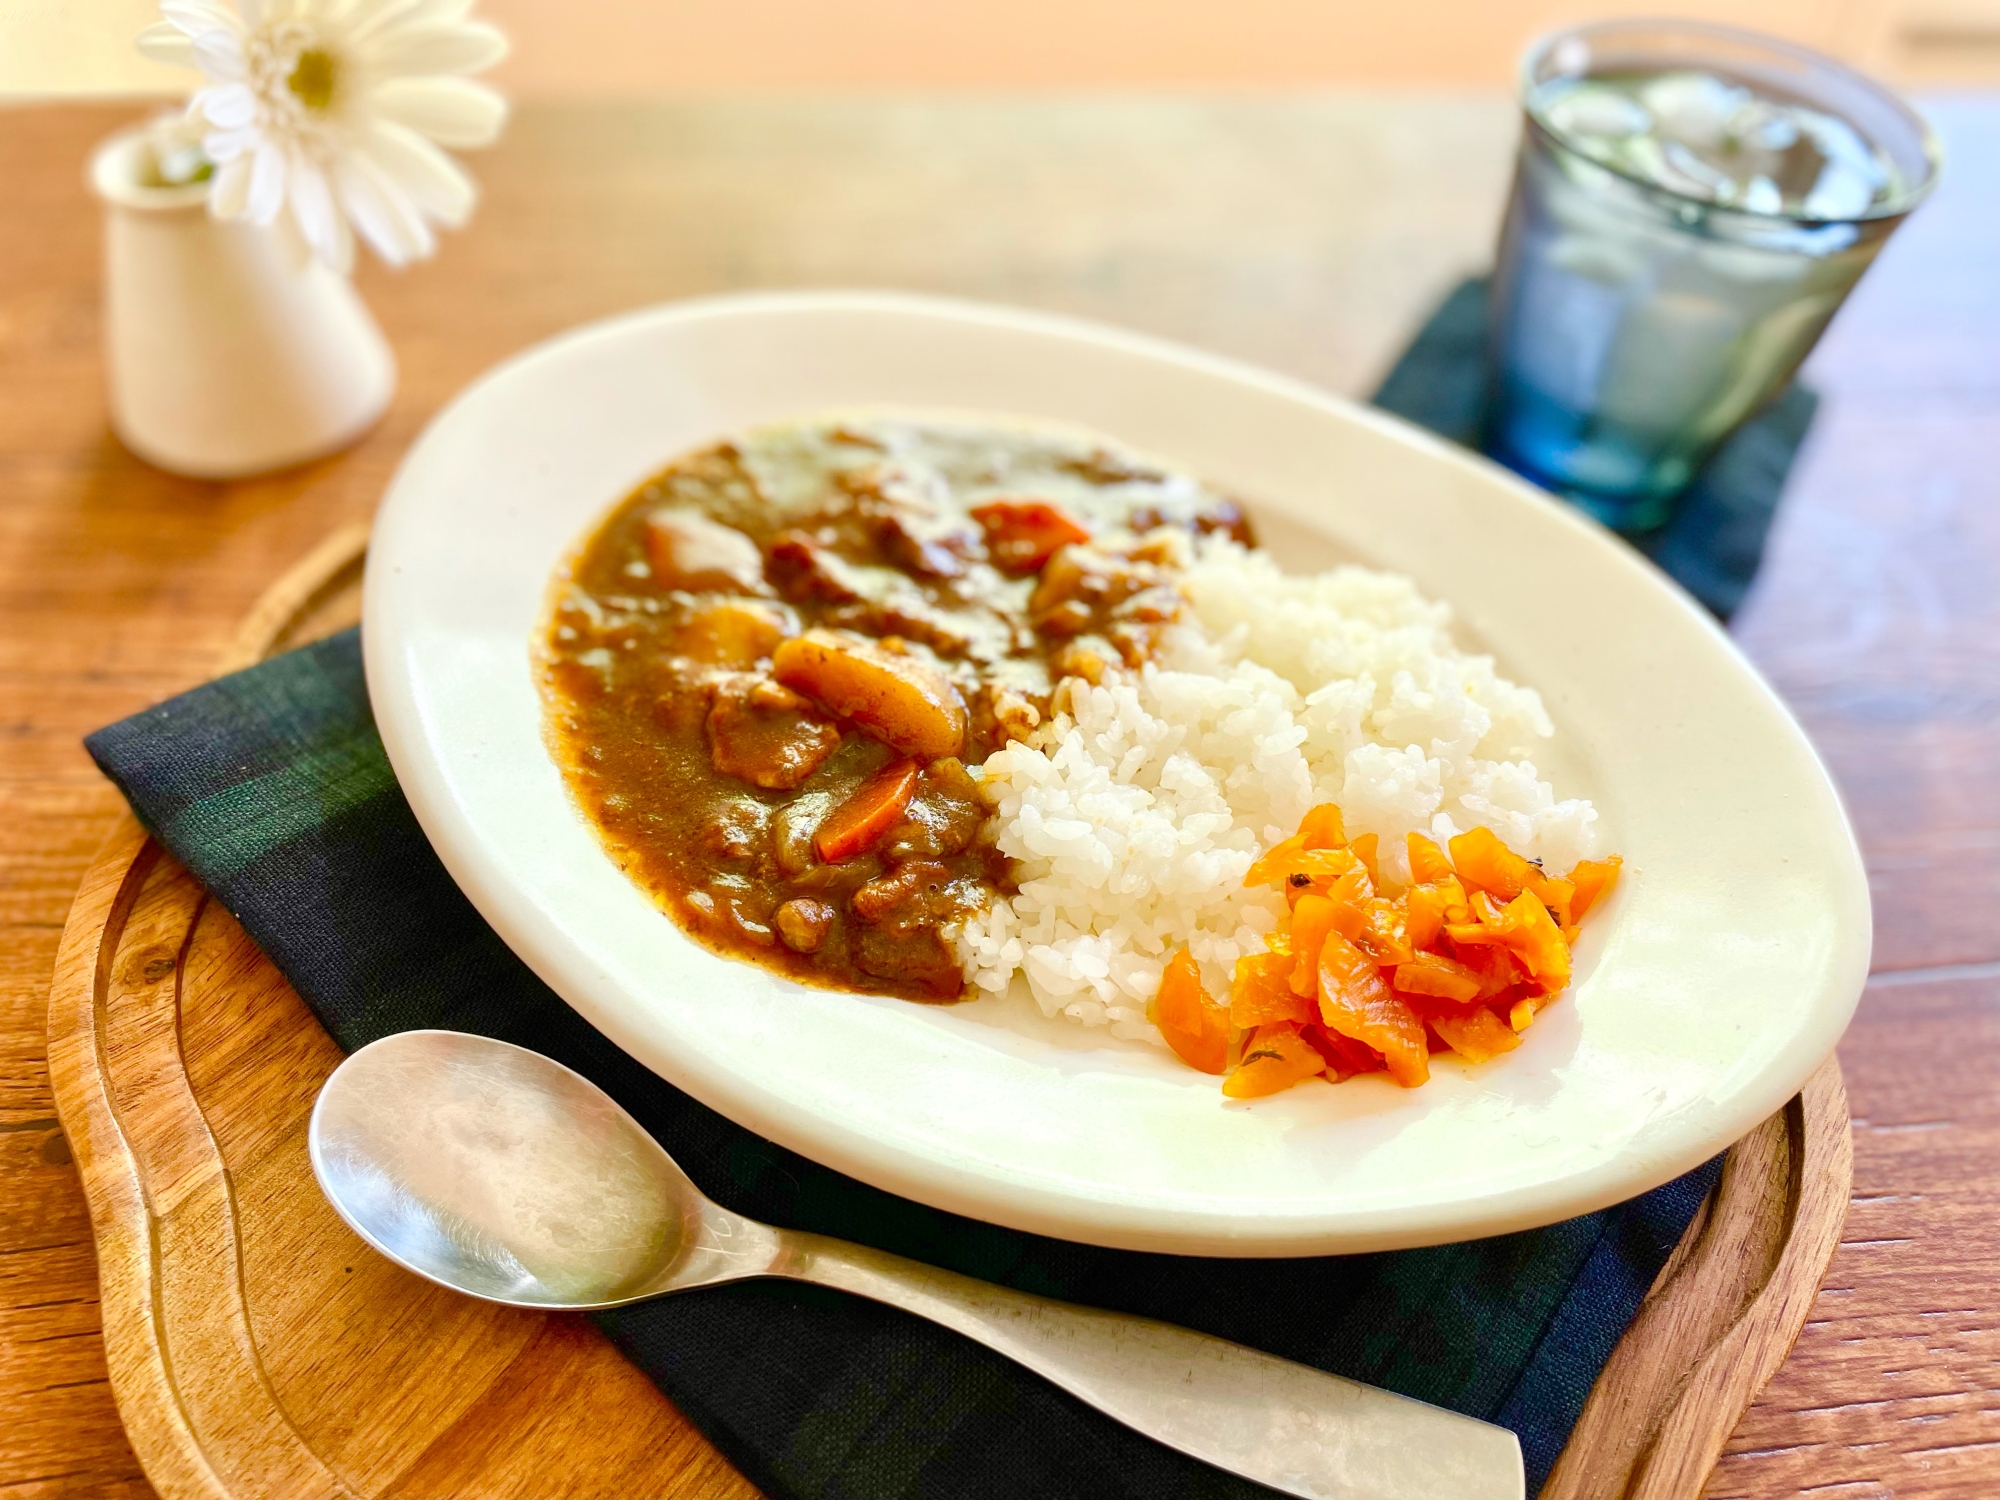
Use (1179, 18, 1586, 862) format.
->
(363, 287, 1871, 1255)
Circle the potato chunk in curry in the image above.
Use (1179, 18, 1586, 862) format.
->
(772, 628, 969, 761)
(647, 509, 769, 594)
(671, 599, 794, 668)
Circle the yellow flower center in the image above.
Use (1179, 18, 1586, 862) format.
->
(287, 47, 339, 112)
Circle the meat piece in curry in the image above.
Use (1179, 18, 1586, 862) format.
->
(538, 416, 1254, 1001)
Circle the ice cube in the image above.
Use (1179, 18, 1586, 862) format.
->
(1804, 108, 1887, 183)
(1734, 100, 1801, 153)
(1641, 71, 1750, 152)
(1615, 135, 1674, 191)
(1534, 65, 1901, 220)
(1661, 139, 1743, 204)
(1742, 175, 1783, 215)
(1798, 108, 1891, 219)
(1804, 164, 1876, 221)
(1544, 82, 1651, 143)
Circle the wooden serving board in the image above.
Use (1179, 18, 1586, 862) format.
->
(47, 529, 1852, 1500)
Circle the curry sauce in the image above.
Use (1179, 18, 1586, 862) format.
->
(537, 417, 1252, 1001)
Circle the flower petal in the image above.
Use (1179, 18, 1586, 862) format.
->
(357, 121, 475, 224)
(201, 123, 260, 162)
(369, 76, 506, 148)
(190, 27, 247, 81)
(244, 139, 289, 224)
(340, 0, 411, 31)
(135, 22, 199, 66)
(288, 153, 353, 273)
(361, 20, 507, 78)
(199, 81, 257, 129)
(209, 154, 254, 218)
(159, 0, 242, 39)
(335, 151, 435, 266)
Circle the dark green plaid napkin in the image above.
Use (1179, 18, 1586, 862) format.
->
(82, 290, 1825, 1497)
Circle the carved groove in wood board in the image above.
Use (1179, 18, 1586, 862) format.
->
(51, 823, 232, 1500)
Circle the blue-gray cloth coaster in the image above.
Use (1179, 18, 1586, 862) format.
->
(1372, 276, 1817, 619)
(84, 299, 1768, 1495)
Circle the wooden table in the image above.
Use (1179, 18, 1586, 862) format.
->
(3, 95, 1995, 1499)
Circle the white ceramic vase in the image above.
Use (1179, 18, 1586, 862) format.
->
(90, 126, 397, 480)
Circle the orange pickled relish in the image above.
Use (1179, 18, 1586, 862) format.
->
(1317, 931, 1429, 1088)
(1569, 857, 1623, 920)
(1152, 946, 1228, 1074)
(1392, 951, 1482, 1003)
(1229, 950, 1316, 1030)
(1406, 832, 1454, 884)
(1156, 805, 1620, 1099)
(1221, 1024, 1325, 1098)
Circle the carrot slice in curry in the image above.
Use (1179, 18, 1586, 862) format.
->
(969, 499, 1092, 574)
(1153, 946, 1229, 1074)
(813, 758, 919, 863)
(1317, 931, 1429, 1088)
(1222, 1023, 1326, 1098)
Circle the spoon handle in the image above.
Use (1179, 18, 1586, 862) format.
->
(770, 1229, 1522, 1500)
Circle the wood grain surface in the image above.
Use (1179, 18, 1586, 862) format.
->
(35, 530, 1847, 1500)
(2, 95, 1996, 1498)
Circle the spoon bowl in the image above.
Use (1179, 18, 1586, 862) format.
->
(314, 1030, 682, 1304)
(310, 1030, 778, 1309)
(309, 1030, 1523, 1500)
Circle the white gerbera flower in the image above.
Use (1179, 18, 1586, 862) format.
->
(138, 0, 508, 272)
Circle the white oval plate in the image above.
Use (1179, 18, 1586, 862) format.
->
(365, 290, 1869, 1256)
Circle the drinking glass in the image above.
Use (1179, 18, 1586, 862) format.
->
(1486, 20, 1939, 530)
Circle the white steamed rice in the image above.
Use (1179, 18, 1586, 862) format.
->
(954, 539, 1601, 1040)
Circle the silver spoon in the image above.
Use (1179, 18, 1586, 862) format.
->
(308, 1029, 1523, 1500)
